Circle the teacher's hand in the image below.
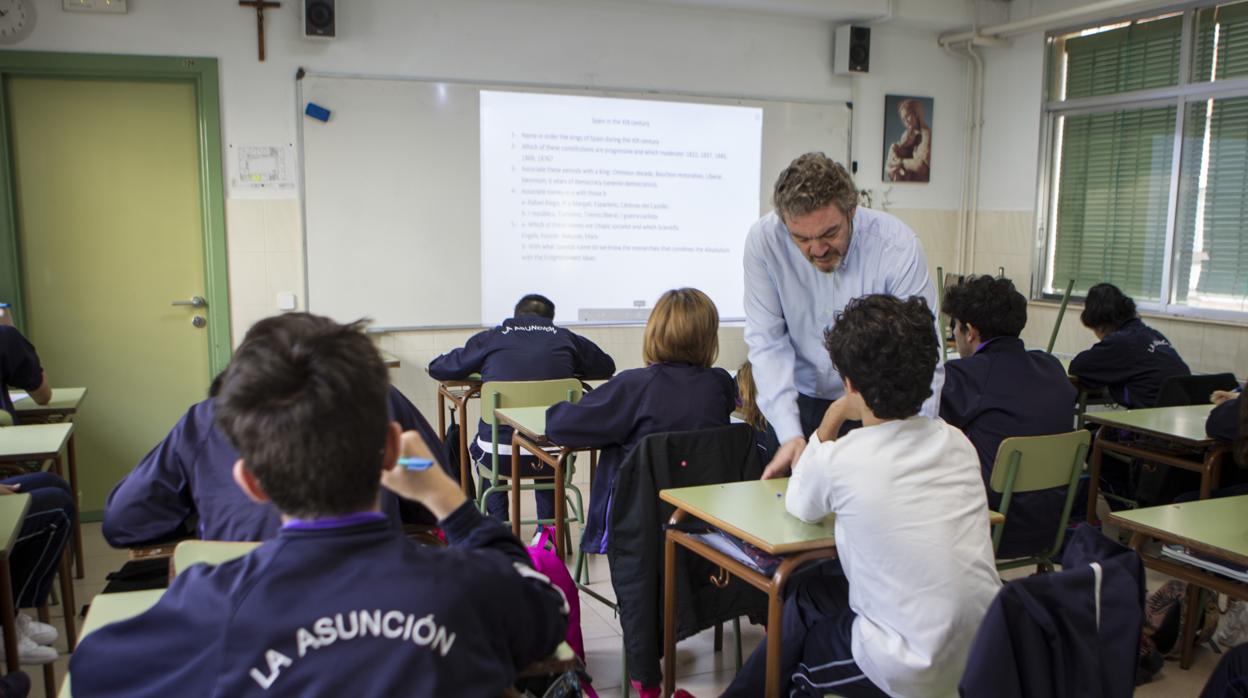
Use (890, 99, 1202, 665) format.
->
(762, 437, 805, 480)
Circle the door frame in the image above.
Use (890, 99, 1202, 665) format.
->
(0, 51, 231, 375)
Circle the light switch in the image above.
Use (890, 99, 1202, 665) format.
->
(277, 292, 298, 311)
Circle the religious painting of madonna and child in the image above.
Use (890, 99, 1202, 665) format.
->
(883, 95, 933, 183)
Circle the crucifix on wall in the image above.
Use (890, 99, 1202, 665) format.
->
(240, 0, 281, 62)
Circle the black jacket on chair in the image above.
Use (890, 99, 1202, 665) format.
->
(959, 524, 1144, 698)
(606, 424, 767, 687)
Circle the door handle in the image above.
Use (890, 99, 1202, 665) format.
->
(172, 296, 206, 308)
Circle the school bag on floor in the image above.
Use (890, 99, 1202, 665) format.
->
(527, 526, 596, 698)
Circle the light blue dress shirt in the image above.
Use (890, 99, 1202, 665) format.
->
(743, 207, 943, 443)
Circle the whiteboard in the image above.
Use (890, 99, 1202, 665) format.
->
(299, 73, 850, 329)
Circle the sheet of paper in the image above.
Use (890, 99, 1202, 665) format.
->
(8, 391, 29, 403)
(228, 144, 297, 199)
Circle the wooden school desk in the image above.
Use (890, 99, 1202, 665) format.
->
(659, 481, 1005, 698)
(1084, 404, 1229, 524)
(172, 540, 261, 577)
(431, 372, 483, 493)
(12, 388, 88, 579)
(1109, 496, 1248, 669)
(660, 479, 838, 698)
(493, 405, 593, 558)
(0, 493, 30, 672)
(57, 588, 167, 698)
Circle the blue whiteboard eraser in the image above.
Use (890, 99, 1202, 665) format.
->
(305, 102, 331, 122)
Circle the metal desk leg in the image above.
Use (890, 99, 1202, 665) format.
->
(68, 435, 85, 579)
(1179, 582, 1202, 670)
(511, 432, 523, 539)
(457, 398, 471, 494)
(662, 511, 686, 698)
(1087, 426, 1106, 525)
(0, 557, 18, 671)
(555, 450, 569, 560)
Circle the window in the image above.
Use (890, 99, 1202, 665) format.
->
(1040, 3, 1248, 317)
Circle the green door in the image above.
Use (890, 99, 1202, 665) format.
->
(7, 77, 216, 513)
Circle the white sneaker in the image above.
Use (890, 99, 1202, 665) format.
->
(16, 634, 57, 665)
(16, 613, 56, 646)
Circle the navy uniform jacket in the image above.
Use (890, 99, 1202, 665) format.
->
(545, 363, 737, 553)
(941, 337, 1078, 558)
(1208, 383, 1243, 442)
(71, 503, 569, 697)
(959, 524, 1143, 698)
(0, 325, 43, 422)
(428, 316, 615, 450)
(103, 387, 447, 546)
(1069, 317, 1190, 408)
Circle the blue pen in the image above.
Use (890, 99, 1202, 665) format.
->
(398, 457, 434, 471)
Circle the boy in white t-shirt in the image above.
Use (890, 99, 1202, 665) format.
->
(725, 295, 1001, 698)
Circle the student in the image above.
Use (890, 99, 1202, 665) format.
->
(0, 310, 75, 666)
(1069, 283, 1190, 408)
(737, 361, 780, 465)
(1209, 381, 1243, 443)
(70, 312, 568, 697)
(103, 334, 446, 547)
(726, 295, 1000, 698)
(545, 288, 736, 554)
(939, 275, 1077, 558)
(427, 293, 614, 523)
(0, 308, 50, 422)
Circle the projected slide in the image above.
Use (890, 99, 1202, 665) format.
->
(480, 90, 762, 324)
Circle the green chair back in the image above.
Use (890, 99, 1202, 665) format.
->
(479, 379, 583, 426)
(988, 430, 1090, 571)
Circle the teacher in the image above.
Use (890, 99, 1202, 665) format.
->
(744, 152, 941, 477)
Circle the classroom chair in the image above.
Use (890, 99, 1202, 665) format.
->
(597, 425, 763, 697)
(989, 430, 1091, 573)
(1155, 373, 1240, 408)
(479, 379, 585, 549)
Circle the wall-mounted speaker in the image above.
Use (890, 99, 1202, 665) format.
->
(303, 0, 335, 39)
(833, 25, 870, 75)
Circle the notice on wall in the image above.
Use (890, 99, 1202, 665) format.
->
(229, 144, 297, 199)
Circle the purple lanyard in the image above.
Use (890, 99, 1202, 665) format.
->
(282, 511, 386, 531)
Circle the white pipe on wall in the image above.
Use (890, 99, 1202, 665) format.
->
(938, 0, 1178, 44)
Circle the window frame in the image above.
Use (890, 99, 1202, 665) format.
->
(1033, 2, 1248, 322)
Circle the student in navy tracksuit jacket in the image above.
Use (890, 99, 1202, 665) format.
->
(1069, 283, 1190, 408)
(939, 275, 1077, 558)
(1209, 382, 1243, 443)
(103, 346, 447, 548)
(0, 316, 76, 665)
(71, 312, 568, 698)
(427, 294, 615, 523)
(545, 288, 736, 554)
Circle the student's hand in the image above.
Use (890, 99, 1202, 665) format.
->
(0, 484, 18, 495)
(815, 395, 856, 443)
(762, 437, 805, 480)
(1211, 390, 1240, 405)
(380, 431, 466, 520)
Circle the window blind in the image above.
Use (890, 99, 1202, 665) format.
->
(1053, 107, 1175, 300)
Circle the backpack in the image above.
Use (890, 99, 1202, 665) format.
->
(527, 526, 595, 698)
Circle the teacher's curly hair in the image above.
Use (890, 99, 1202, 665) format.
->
(773, 152, 858, 224)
